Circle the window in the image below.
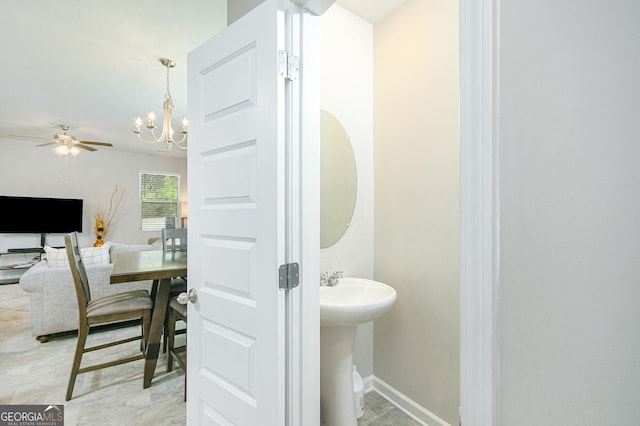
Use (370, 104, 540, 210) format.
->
(139, 172, 181, 231)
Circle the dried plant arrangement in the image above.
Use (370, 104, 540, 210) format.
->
(93, 185, 126, 246)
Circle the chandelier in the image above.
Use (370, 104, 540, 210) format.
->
(134, 58, 188, 150)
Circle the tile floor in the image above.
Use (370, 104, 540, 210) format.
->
(359, 392, 422, 425)
(0, 283, 421, 425)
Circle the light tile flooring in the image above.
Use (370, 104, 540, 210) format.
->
(0, 283, 420, 425)
(359, 392, 422, 425)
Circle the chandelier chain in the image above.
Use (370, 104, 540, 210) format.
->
(165, 64, 173, 106)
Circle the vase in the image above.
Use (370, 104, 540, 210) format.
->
(94, 219, 105, 247)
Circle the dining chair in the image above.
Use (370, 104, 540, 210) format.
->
(161, 227, 188, 295)
(162, 227, 187, 252)
(166, 295, 188, 401)
(161, 227, 188, 352)
(64, 232, 153, 401)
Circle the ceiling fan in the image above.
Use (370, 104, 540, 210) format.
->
(14, 125, 114, 156)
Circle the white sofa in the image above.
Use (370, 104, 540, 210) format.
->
(19, 241, 161, 341)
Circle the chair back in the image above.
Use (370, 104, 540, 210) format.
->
(162, 228, 187, 252)
(65, 232, 92, 311)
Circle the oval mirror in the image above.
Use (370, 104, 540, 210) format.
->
(320, 110, 357, 248)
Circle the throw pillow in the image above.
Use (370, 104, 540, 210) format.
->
(44, 246, 69, 268)
(81, 242, 112, 265)
(44, 242, 112, 268)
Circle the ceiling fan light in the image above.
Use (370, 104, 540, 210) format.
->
(69, 146, 81, 156)
(53, 145, 69, 156)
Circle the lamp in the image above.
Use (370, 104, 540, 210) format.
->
(181, 202, 188, 228)
(134, 58, 188, 150)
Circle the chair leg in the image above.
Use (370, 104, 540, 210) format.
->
(184, 321, 187, 402)
(167, 308, 176, 372)
(66, 324, 89, 401)
(141, 311, 151, 351)
(163, 312, 169, 353)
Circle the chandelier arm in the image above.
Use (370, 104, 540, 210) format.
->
(136, 133, 162, 145)
(171, 133, 188, 147)
(136, 127, 168, 144)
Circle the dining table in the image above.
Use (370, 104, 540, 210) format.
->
(110, 249, 187, 388)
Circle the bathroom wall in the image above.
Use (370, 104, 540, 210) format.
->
(319, 5, 375, 377)
(498, 0, 640, 423)
(373, 0, 459, 424)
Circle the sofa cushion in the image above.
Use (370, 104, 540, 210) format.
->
(44, 242, 112, 268)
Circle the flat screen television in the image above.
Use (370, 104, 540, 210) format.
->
(0, 196, 83, 234)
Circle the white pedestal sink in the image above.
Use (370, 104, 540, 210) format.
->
(320, 277, 397, 426)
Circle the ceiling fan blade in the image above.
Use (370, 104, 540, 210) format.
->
(78, 141, 113, 147)
(76, 144, 97, 152)
(10, 134, 50, 141)
(36, 142, 57, 147)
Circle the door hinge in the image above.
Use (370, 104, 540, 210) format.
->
(278, 50, 299, 81)
(279, 262, 300, 290)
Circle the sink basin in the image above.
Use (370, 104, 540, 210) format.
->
(320, 277, 397, 326)
(319, 277, 397, 425)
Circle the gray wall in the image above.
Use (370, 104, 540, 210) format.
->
(374, 0, 459, 424)
(0, 139, 186, 253)
(498, 0, 640, 424)
(228, 0, 265, 24)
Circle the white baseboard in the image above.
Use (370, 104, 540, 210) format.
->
(365, 375, 451, 426)
(363, 374, 374, 393)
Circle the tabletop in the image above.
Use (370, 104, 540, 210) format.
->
(110, 250, 187, 284)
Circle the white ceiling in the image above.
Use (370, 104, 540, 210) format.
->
(0, 1, 403, 159)
(336, 0, 406, 24)
(0, 0, 227, 158)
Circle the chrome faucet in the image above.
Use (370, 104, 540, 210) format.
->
(320, 271, 343, 286)
(320, 272, 329, 286)
(328, 270, 343, 286)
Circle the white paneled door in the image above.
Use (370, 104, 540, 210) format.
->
(186, 0, 287, 424)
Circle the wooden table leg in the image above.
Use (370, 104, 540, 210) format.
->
(143, 277, 171, 388)
(150, 279, 159, 307)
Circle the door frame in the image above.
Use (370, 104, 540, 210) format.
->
(459, 0, 498, 425)
(224, 0, 499, 424)
(284, 0, 500, 424)
(296, 0, 499, 423)
(289, 5, 321, 426)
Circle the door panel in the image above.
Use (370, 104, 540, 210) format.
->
(187, 0, 285, 424)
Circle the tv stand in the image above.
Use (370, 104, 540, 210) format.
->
(5, 234, 48, 252)
(8, 247, 45, 254)
(0, 234, 48, 284)
(0, 249, 42, 284)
